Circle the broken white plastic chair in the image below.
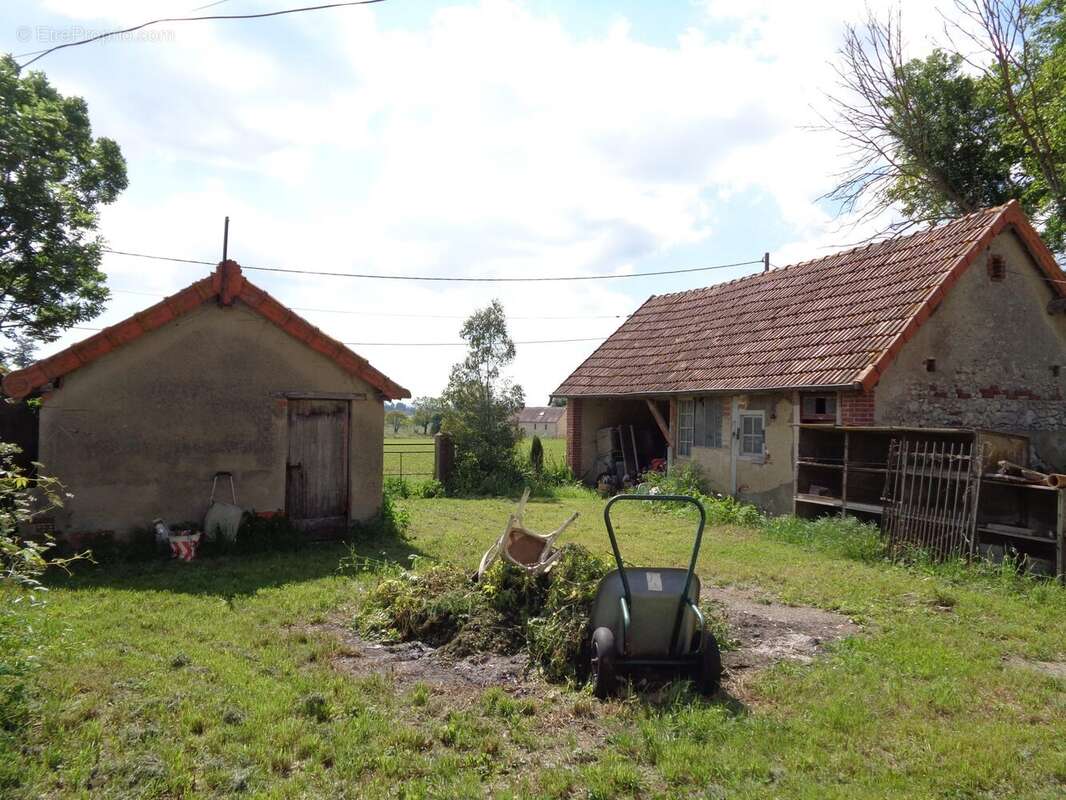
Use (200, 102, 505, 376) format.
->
(477, 488, 579, 579)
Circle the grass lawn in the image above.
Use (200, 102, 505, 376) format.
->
(5, 492, 1065, 798)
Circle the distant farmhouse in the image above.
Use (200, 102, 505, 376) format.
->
(554, 202, 1066, 514)
(515, 406, 567, 438)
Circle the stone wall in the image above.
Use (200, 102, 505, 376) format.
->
(875, 228, 1066, 468)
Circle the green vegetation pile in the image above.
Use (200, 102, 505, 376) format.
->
(356, 544, 612, 683)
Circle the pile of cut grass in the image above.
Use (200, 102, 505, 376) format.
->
(356, 544, 612, 683)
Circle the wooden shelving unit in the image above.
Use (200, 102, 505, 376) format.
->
(794, 425, 1064, 581)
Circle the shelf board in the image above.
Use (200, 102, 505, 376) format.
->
(844, 500, 884, 514)
(795, 493, 842, 508)
(795, 495, 884, 515)
(978, 526, 1056, 544)
(982, 478, 1060, 492)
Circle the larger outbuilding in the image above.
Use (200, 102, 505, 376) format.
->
(3, 260, 409, 539)
(554, 201, 1066, 516)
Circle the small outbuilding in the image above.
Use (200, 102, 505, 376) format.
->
(3, 260, 409, 539)
(515, 406, 567, 438)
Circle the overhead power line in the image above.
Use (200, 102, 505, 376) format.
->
(69, 325, 605, 346)
(102, 248, 764, 283)
(17, 0, 388, 70)
(107, 287, 632, 320)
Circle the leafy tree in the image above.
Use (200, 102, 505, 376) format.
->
(824, 2, 1065, 252)
(412, 396, 441, 435)
(0, 56, 128, 365)
(385, 410, 407, 435)
(549, 396, 567, 407)
(441, 300, 524, 492)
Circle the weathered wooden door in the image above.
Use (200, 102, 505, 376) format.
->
(286, 399, 350, 537)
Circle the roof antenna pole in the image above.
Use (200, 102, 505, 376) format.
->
(763, 252, 770, 272)
(222, 216, 230, 262)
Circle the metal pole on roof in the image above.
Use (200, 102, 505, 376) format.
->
(222, 216, 230, 262)
(763, 252, 770, 272)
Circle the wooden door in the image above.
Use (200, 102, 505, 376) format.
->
(286, 399, 350, 537)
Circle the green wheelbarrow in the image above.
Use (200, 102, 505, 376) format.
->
(588, 494, 722, 698)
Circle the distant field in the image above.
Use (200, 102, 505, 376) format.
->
(383, 434, 567, 482)
(382, 436, 435, 481)
(526, 435, 566, 465)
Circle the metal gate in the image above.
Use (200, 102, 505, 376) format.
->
(881, 438, 984, 560)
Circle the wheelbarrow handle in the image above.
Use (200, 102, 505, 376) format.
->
(603, 493, 707, 657)
(603, 493, 707, 575)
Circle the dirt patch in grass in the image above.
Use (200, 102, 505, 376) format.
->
(329, 624, 534, 691)
(1005, 656, 1066, 680)
(702, 584, 861, 693)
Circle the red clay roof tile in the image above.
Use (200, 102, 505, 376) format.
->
(555, 202, 1065, 397)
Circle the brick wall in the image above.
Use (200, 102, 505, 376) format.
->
(841, 390, 876, 426)
(565, 398, 583, 476)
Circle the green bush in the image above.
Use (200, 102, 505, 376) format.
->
(640, 462, 707, 496)
(350, 492, 411, 539)
(415, 479, 446, 498)
(384, 476, 411, 499)
(529, 435, 544, 475)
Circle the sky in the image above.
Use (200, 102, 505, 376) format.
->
(2, 0, 956, 404)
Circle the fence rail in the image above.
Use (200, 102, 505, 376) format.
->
(383, 441, 436, 482)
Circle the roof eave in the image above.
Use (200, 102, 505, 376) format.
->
(552, 381, 865, 400)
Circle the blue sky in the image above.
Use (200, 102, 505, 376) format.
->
(2, 1, 948, 402)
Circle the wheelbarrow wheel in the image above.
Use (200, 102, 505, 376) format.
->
(591, 627, 617, 699)
(696, 632, 722, 696)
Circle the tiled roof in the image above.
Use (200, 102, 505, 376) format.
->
(516, 406, 566, 424)
(555, 201, 1066, 397)
(2, 260, 410, 400)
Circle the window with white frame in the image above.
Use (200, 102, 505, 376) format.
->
(678, 398, 695, 456)
(739, 411, 765, 458)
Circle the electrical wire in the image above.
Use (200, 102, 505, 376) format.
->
(17, 0, 388, 70)
(106, 287, 632, 320)
(70, 326, 609, 347)
(101, 248, 764, 283)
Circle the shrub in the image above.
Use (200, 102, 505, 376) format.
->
(384, 476, 411, 499)
(529, 435, 544, 475)
(0, 443, 84, 790)
(350, 492, 411, 539)
(415, 479, 446, 499)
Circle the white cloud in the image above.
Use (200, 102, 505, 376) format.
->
(30, 0, 966, 402)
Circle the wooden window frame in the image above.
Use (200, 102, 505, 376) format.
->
(678, 398, 695, 456)
(738, 410, 766, 460)
(800, 393, 837, 423)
